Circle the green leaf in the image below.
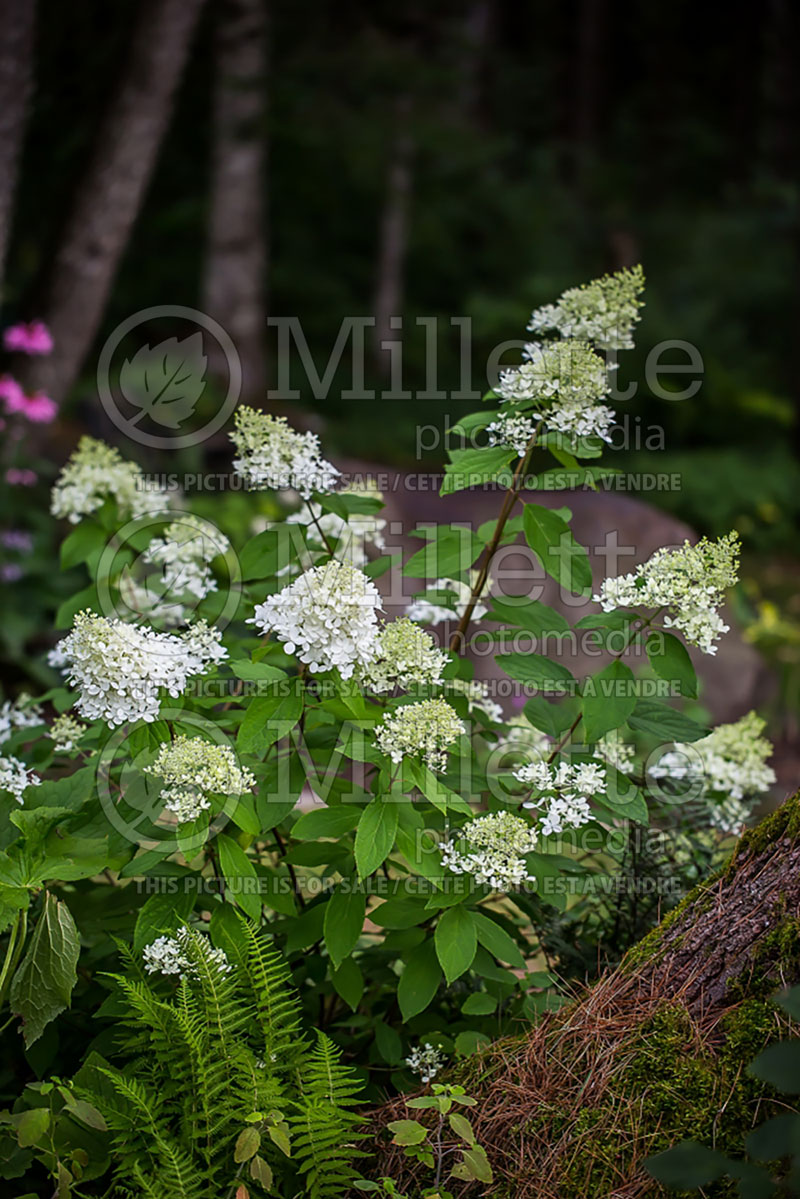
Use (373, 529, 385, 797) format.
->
(216, 833, 261, 921)
(55, 583, 98, 630)
(581, 660, 637, 742)
(435, 906, 477, 983)
(293, 805, 361, 840)
(646, 632, 698, 699)
(236, 681, 304, 754)
(16, 1106, 51, 1148)
(64, 1099, 107, 1131)
(495, 652, 575, 691)
(470, 910, 526, 968)
(484, 597, 569, 636)
(645, 1142, 732, 1187)
(746, 1112, 800, 1161)
(234, 1126, 261, 1163)
(323, 883, 366, 969)
(388, 1119, 428, 1146)
(354, 798, 399, 880)
(60, 521, 107, 571)
(229, 660, 287, 683)
(9, 893, 80, 1048)
(240, 527, 303, 580)
(398, 939, 442, 1021)
(748, 1041, 800, 1094)
(440, 446, 515, 496)
(133, 888, 195, 952)
(250, 1156, 274, 1188)
(627, 699, 709, 742)
(522, 696, 579, 738)
(451, 1144, 493, 1183)
(374, 1020, 403, 1064)
(402, 525, 484, 578)
(448, 1112, 477, 1145)
(461, 992, 497, 1015)
(331, 957, 364, 1011)
(522, 504, 592, 596)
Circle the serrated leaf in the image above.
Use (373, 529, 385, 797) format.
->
(581, 660, 637, 742)
(522, 504, 592, 595)
(235, 1126, 261, 1163)
(627, 699, 709, 742)
(646, 632, 698, 699)
(324, 883, 366, 968)
(10, 893, 80, 1048)
(398, 939, 442, 1021)
(217, 834, 261, 921)
(435, 906, 477, 983)
(237, 682, 304, 754)
(354, 798, 399, 879)
(484, 596, 569, 636)
(388, 1119, 428, 1146)
(495, 652, 574, 691)
(16, 1106, 51, 1147)
(470, 910, 526, 968)
(250, 1155, 274, 1187)
(448, 1112, 477, 1145)
(293, 805, 361, 840)
(402, 525, 484, 578)
(120, 333, 207, 430)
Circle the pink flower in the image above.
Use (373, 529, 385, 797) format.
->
(22, 391, 57, 423)
(3, 321, 53, 355)
(0, 375, 26, 414)
(5, 468, 37, 486)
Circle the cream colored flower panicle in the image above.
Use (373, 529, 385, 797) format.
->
(376, 698, 465, 773)
(650, 710, 776, 803)
(440, 811, 538, 892)
(486, 412, 538, 457)
(143, 515, 230, 604)
(515, 760, 606, 836)
(251, 559, 381, 678)
(594, 732, 635, 775)
(359, 617, 448, 694)
(230, 406, 340, 498)
(595, 533, 740, 655)
(142, 927, 231, 979)
(0, 754, 41, 804)
(527, 264, 645, 351)
(49, 611, 227, 727)
(51, 436, 170, 524)
(406, 1043, 446, 1083)
(48, 713, 86, 753)
(499, 340, 615, 443)
(447, 677, 504, 724)
(145, 734, 256, 823)
(0, 694, 44, 746)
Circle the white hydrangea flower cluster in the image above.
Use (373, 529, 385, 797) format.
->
(251, 560, 381, 679)
(447, 677, 504, 724)
(51, 436, 170, 524)
(405, 1042, 446, 1083)
(499, 340, 614, 444)
(359, 617, 448, 695)
(142, 927, 232, 979)
(49, 611, 227, 727)
(0, 694, 44, 745)
(515, 760, 606, 836)
(406, 573, 491, 627)
(485, 412, 538, 457)
(594, 533, 740, 655)
(440, 811, 538, 892)
(145, 734, 257, 823)
(594, 732, 635, 775)
(286, 478, 386, 569)
(230, 407, 340, 499)
(0, 754, 41, 804)
(527, 265, 645, 351)
(48, 713, 86, 753)
(707, 795, 751, 837)
(143, 515, 230, 606)
(650, 711, 775, 803)
(376, 698, 465, 773)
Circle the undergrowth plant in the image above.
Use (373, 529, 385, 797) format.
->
(0, 268, 781, 1194)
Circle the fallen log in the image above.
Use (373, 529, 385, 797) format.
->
(364, 793, 800, 1198)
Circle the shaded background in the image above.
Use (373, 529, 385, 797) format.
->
(1, 0, 798, 743)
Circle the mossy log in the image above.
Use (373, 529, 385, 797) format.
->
(365, 793, 800, 1199)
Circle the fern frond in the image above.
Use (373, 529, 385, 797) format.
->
(289, 1032, 366, 1199)
(240, 920, 305, 1066)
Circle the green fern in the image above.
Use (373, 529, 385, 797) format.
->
(69, 920, 365, 1198)
(289, 1030, 367, 1199)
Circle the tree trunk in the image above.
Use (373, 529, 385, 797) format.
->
(365, 793, 800, 1198)
(0, 0, 36, 303)
(202, 0, 268, 404)
(372, 94, 413, 371)
(23, 0, 207, 404)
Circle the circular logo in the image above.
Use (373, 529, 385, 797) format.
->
(97, 305, 241, 449)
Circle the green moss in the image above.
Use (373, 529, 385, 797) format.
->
(734, 790, 800, 859)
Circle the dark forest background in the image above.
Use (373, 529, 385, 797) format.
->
(0, 0, 798, 543)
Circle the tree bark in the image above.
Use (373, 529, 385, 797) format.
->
(202, 0, 268, 404)
(23, 0, 207, 404)
(365, 793, 800, 1197)
(372, 94, 413, 371)
(0, 0, 36, 303)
